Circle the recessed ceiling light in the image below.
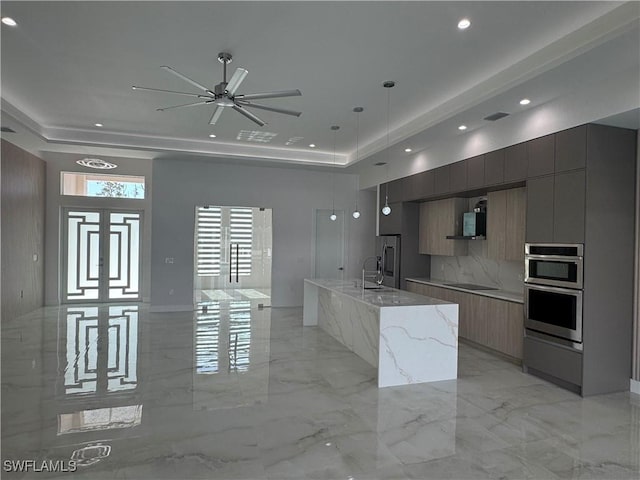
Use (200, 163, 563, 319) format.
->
(519, 98, 531, 105)
(94, 123, 103, 127)
(457, 18, 471, 30)
(309, 144, 316, 148)
(458, 125, 467, 131)
(209, 134, 217, 138)
(404, 148, 412, 153)
(1, 17, 17, 27)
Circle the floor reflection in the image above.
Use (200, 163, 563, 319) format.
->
(2, 304, 639, 479)
(63, 305, 139, 396)
(195, 288, 271, 303)
(58, 405, 143, 435)
(193, 300, 271, 411)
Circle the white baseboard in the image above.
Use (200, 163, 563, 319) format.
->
(631, 379, 640, 395)
(149, 304, 194, 313)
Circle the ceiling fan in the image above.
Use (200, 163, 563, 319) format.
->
(132, 52, 301, 127)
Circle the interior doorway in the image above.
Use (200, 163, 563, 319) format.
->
(194, 206, 272, 306)
(314, 209, 345, 280)
(62, 209, 143, 303)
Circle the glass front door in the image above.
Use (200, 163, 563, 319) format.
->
(63, 209, 142, 303)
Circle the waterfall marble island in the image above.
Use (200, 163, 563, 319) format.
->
(303, 279, 459, 388)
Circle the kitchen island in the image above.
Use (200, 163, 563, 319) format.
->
(303, 279, 458, 388)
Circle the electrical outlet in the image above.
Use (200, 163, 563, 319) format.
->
(165, 257, 174, 264)
(169, 289, 174, 295)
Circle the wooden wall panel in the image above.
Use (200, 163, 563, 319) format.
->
(1, 140, 46, 322)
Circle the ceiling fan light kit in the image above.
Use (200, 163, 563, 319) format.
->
(133, 52, 302, 127)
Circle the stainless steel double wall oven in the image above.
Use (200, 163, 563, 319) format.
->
(524, 243, 584, 349)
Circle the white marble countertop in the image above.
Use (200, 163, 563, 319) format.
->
(405, 277, 524, 304)
(304, 278, 455, 308)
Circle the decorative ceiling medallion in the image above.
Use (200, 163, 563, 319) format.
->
(76, 158, 118, 169)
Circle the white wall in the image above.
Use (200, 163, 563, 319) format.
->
(150, 158, 376, 310)
(44, 155, 153, 305)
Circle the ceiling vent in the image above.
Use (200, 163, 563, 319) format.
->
(484, 112, 510, 122)
(1, 126, 16, 133)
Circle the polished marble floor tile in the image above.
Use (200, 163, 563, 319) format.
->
(2, 303, 639, 479)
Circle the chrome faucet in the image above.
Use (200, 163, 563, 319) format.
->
(362, 256, 383, 290)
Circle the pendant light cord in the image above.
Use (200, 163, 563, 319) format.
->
(385, 84, 391, 202)
(330, 125, 339, 214)
(355, 111, 360, 210)
(332, 129, 336, 213)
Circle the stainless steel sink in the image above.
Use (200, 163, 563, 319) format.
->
(443, 283, 499, 291)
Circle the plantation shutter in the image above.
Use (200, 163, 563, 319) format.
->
(196, 207, 222, 276)
(230, 208, 253, 276)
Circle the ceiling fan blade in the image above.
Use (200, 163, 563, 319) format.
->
(225, 68, 249, 96)
(236, 101, 301, 117)
(161, 66, 214, 95)
(234, 89, 301, 101)
(157, 100, 213, 112)
(209, 106, 225, 125)
(232, 104, 266, 126)
(132, 85, 212, 99)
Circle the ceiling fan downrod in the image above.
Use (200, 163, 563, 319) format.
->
(217, 52, 233, 87)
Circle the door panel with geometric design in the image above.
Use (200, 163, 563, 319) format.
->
(63, 209, 142, 302)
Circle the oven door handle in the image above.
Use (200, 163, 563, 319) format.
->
(525, 283, 582, 296)
(525, 254, 583, 261)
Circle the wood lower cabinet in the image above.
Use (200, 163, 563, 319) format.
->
(406, 281, 524, 360)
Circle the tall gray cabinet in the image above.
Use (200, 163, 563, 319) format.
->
(523, 124, 637, 396)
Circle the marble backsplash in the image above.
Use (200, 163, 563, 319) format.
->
(430, 239, 524, 294)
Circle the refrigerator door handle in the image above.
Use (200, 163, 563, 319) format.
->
(236, 243, 240, 283)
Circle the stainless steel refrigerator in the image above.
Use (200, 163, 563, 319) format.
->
(376, 234, 430, 289)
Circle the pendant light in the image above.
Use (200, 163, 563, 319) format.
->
(352, 107, 363, 219)
(330, 125, 340, 221)
(381, 81, 395, 216)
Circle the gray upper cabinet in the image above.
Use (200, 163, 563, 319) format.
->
(467, 155, 485, 189)
(387, 178, 406, 203)
(525, 175, 554, 243)
(450, 161, 467, 193)
(484, 150, 504, 186)
(525, 169, 586, 244)
(553, 169, 585, 243)
(527, 134, 555, 178)
(433, 165, 451, 195)
(555, 125, 586, 173)
(504, 143, 528, 182)
(409, 170, 435, 200)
